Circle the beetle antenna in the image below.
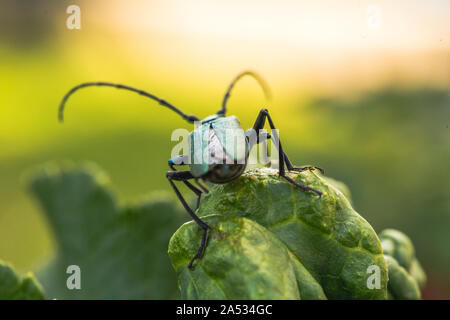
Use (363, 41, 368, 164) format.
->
(217, 71, 271, 116)
(58, 82, 200, 123)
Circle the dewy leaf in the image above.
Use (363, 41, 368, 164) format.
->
(169, 215, 326, 300)
(0, 260, 45, 300)
(169, 167, 389, 300)
(29, 164, 186, 299)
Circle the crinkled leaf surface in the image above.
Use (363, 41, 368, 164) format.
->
(379, 229, 426, 299)
(169, 168, 389, 299)
(0, 261, 44, 300)
(169, 215, 326, 299)
(30, 164, 185, 299)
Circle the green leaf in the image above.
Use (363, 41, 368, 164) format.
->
(29, 164, 186, 299)
(169, 215, 326, 299)
(384, 255, 420, 300)
(379, 229, 426, 299)
(169, 167, 389, 299)
(0, 261, 45, 300)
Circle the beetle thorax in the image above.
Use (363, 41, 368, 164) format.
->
(189, 115, 248, 183)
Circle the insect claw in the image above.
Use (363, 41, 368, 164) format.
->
(305, 185, 322, 197)
(291, 166, 324, 175)
(188, 259, 196, 270)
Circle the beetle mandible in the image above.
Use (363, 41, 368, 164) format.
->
(58, 71, 324, 269)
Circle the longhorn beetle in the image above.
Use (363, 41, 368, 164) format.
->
(58, 71, 324, 269)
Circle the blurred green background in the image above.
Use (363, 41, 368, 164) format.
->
(0, 0, 448, 299)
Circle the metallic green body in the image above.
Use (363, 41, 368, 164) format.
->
(189, 115, 247, 178)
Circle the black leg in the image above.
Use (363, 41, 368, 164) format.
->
(166, 170, 209, 269)
(169, 156, 204, 210)
(283, 152, 324, 175)
(195, 178, 210, 193)
(251, 109, 322, 197)
(251, 132, 324, 175)
(289, 165, 324, 175)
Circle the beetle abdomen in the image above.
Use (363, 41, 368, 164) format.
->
(202, 126, 247, 183)
(202, 163, 247, 184)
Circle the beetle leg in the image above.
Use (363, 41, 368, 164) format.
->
(169, 156, 204, 209)
(186, 180, 203, 210)
(256, 134, 323, 174)
(282, 153, 324, 174)
(289, 166, 324, 175)
(251, 108, 322, 197)
(195, 178, 210, 193)
(166, 170, 209, 269)
(168, 155, 189, 170)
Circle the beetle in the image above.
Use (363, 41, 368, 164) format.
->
(58, 71, 324, 269)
